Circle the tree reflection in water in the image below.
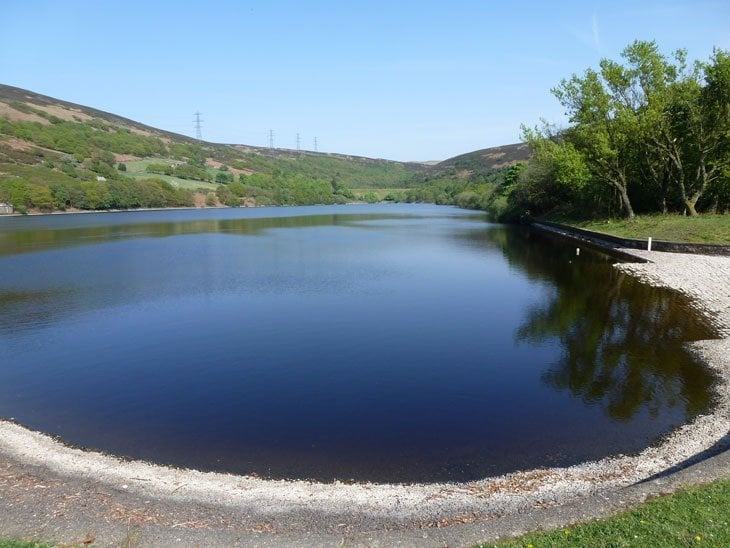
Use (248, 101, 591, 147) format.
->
(497, 227, 716, 422)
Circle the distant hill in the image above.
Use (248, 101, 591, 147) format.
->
(430, 143, 530, 178)
(0, 83, 528, 213)
(0, 84, 428, 173)
(0, 84, 437, 212)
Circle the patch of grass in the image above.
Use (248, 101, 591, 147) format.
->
(122, 159, 217, 191)
(129, 172, 216, 191)
(489, 478, 730, 547)
(0, 541, 50, 548)
(562, 214, 730, 244)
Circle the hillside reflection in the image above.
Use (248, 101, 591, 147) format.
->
(0, 211, 419, 257)
(495, 228, 716, 421)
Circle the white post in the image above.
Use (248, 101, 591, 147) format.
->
(576, 248, 580, 256)
(647, 237, 652, 252)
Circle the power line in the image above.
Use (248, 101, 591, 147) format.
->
(193, 112, 203, 140)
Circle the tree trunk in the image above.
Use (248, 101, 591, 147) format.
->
(619, 186, 635, 218)
(685, 195, 700, 217)
(610, 170, 635, 219)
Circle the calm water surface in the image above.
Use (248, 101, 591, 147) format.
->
(0, 204, 716, 482)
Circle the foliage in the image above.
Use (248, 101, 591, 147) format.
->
(0, 99, 432, 211)
(0, 167, 193, 212)
(0, 117, 166, 158)
(232, 170, 357, 205)
(501, 41, 730, 220)
(145, 161, 211, 182)
(391, 164, 515, 213)
(215, 169, 233, 184)
(229, 150, 420, 190)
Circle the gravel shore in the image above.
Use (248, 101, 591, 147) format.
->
(0, 248, 728, 546)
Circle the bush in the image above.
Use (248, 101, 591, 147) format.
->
(454, 191, 481, 209)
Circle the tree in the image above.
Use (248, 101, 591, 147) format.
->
(686, 49, 730, 214)
(548, 40, 730, 217)
(215, 170, 233, 184)
(520, 124, 591, 211)
(639, 48, 730, 216)
(552, 67, 639, 218)
(617, 41, 680, 213)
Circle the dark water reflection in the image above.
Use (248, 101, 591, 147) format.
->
(0, 205, 717, 482)
(502, 229, 715, 421)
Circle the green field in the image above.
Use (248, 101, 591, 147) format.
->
(491, 478, 730, 547)
(122, 158, 218, 191)
(559, 214, 730, 244)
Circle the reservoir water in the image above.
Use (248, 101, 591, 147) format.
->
(0, 204, 716, 482)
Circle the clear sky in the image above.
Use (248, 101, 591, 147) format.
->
(1, 1, 729, 161)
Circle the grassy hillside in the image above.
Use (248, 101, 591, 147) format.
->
(390, 143, 530, 210)
(0, 84, 430, 212)
(428, 142, 530, 178)
(0, 84, 530, 214)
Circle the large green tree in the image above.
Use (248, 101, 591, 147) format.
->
(523, 40, 730, 218)
(552, 65, 640, 217)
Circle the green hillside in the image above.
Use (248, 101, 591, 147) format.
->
(0, 84, 530, 214)
(0, 84, 429, 212)
(389, 142, 530, 209)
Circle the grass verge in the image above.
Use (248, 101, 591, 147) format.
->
(487, 478, 730, 547)
(556, 214, 730, 244)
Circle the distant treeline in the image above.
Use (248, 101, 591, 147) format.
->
(0, 175, 193, 213)
(215, 170, 356, 206)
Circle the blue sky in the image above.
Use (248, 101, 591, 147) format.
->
(2, 1, 729, 161)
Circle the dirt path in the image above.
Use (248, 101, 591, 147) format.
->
(1, 249, 728, 547)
